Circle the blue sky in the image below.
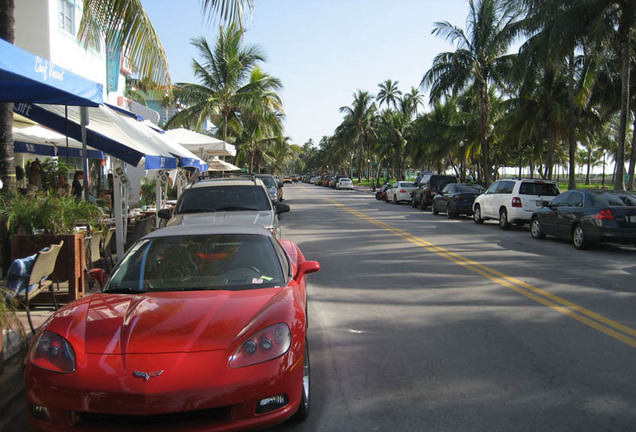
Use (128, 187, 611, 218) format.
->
(141, 0, 470, 145)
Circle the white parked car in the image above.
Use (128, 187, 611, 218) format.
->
(386, 182, 417, 204)
(473, 178, 560, 229)
(336, 177, 353, 190)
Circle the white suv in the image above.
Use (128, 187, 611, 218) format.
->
(473, 178, 560, 229)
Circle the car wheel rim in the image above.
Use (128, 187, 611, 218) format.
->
(474, 208, 479, 220)
(574, 227, 583, 246)
(500, 212, 506, 226)
(531, 220, 540, 237)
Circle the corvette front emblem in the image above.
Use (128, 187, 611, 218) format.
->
(133, 370, 164, 381)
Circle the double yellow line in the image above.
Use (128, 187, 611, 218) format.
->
(327, 198, 636, 348)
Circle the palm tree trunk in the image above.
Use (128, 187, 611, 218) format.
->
(567, 51, 577, 190)
(546, 125, 556, 180)
(586, 150, 591, 185)
(0, 0, 16, 190)
(478, 83, 491, 185)
(614, 20, 630, 191)
(627, 115, 636, 191)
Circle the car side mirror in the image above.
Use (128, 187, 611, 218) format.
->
(437, 191, 444, 196)
(542, 200, 551, 207)
(278, 181, 284, 188)
(158, 208, 173, 219)
(294, 260, 320, 281)
(276, 203, 290, 215)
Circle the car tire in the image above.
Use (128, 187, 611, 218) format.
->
(473, 205, 484, 224)
(446, 204, 454, 219)
(432, 204, 439, 215)
(419, 199, 427, 210)
(393, 195, 398, 204)
(572, 224, 589, 250)
(499, 208, 511, 230)
(293, 338, 310, 422)
(411, 198, 417, 208)
(530, 218, 546, 239)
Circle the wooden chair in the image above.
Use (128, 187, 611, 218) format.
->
(14, 242, 64, 333)
(101, 227, 116, 271)
(85, 232, 103, 270)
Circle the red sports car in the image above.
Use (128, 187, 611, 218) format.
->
(25, 224, 320, 431)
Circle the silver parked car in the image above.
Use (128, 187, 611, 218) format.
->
(159, 176, 289, 237)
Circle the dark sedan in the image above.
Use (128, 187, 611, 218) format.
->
(432, 183, 483, 218)
(530, 189, 636, 249)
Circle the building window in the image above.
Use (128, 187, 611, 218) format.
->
(58, 0, 75, 34)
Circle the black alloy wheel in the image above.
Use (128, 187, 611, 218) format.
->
(572, 224, 589, 250)
(530, 218, 546, 239)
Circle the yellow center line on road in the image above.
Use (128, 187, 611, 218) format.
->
(323, 197, 636, 348)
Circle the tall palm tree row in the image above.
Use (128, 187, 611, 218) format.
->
(315, 0, 635, 191)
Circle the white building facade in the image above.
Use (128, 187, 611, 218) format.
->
(14, 0, 126, 105)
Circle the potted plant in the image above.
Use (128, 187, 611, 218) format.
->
(0, 193, 104, 303)
(0, 293, 27, 362)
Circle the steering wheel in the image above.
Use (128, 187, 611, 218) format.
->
(219, 267, 262, 285)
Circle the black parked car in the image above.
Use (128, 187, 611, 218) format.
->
(432, 183, 484, 218)
(530, 189, 636, 249)
(411, 175, 457, 210)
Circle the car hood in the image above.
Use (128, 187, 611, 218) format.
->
(54, 289, 284, 354)
(167, 210, 274, 228)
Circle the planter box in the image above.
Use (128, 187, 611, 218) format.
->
(11, 233, 86, 304)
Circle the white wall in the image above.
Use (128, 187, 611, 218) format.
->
(14, 0, 51, 59)
(14, 0, 125, 102)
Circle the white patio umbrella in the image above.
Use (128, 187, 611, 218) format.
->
(164, 128, 236, 157)
(208, 157, 240, 171)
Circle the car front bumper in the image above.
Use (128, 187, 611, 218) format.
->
(26, 349, 303, 432)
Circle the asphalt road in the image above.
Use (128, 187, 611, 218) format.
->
(8, 184, 636, 432)
(271, 184, 636, 432)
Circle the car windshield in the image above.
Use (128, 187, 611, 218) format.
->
(400, 182, 415, 187)
(519, 182, 560, 196)
(257, 176, 276, 189)
(590, 192, 636, 207)
(105, 234, 285, 292)
(456, 184, 481, 193)
(175, 185, 271, 213)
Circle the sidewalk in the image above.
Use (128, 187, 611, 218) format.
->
(352, 184, 376, 195)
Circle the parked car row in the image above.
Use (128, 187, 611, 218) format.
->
(372, 176, 636, 250)
(307, 174, 354, 190)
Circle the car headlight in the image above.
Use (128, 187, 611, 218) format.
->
(30, 331, 76, 373)
(230, 323, 291, 368)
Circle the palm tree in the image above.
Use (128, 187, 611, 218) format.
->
(402, 87, 424, 118)
(421, 0, 523, 184)
(0, 0, 15, 188)
(78, 0, 254, 90)
(338, 91, 377, 182)
(165, 26, 282, 143)
(377, 80, 402, 110)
